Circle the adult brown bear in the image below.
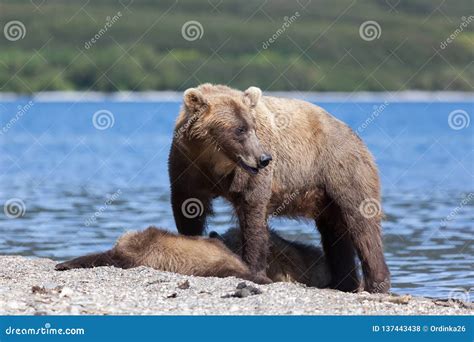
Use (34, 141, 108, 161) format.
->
(168, 84, 390, 293)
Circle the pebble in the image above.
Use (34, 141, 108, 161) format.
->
(177, 280, 190, 289)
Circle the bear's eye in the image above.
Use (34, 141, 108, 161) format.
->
(235, 126, 246, 136)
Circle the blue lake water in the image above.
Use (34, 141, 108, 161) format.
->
(0, 98, 472, 299)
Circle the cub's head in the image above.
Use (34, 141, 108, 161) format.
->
(179, 85, 272, 175)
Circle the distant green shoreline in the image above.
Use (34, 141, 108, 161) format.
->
(1, 0, 472, 93)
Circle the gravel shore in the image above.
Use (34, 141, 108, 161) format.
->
(0, 256, 470, 315)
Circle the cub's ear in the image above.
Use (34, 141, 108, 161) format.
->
(243, 86, 262, 108)
(183, 88, 208, 113)
(209, 231, 224, 241)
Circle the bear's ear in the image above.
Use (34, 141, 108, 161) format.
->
(183, 88, 208, 113)
(243, 86, 262, 108)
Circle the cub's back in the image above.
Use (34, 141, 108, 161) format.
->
(115, 227, 251, 277)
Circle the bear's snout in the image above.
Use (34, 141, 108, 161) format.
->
(258, 153, 272, 169)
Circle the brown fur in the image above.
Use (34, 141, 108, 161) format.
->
(210, 228, 331, 288)
(169, 84, 390, 293)
(56, 226, 255, 281)
(55, 226, 331, 288)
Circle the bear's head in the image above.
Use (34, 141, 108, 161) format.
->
(180, 85, 272, 175)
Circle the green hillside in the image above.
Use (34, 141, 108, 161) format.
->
(0, 0, 472, 92)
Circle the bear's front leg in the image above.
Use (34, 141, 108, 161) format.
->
(236, 193, 272, 284)
(171, 184, 212, 236)
(169, 143, 213, 236)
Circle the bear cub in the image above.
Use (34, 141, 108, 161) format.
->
(56, 226, 331, 288)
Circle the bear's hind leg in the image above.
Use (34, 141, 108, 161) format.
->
(345, 214, 391, 293)
(323, 163, 391, 293)
(332, 192, 391, 293)
(55, 251, 129, 270)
